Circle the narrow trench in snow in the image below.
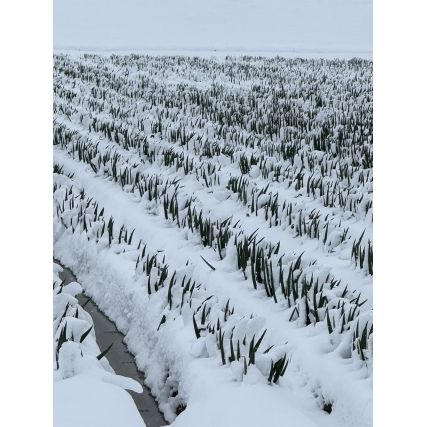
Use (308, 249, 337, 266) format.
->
(54, 259, 168, 427)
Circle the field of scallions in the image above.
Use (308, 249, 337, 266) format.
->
(53, 53, 372, 427)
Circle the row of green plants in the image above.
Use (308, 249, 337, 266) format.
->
(54, 120, 373, 276)
(54, 269, 113, 371)
(54, 166, 372, 366)
(54, 54, 372, 368)
(55, 109, 372, 251)
(53, 171, 296, 384)
(54, 54, 372, 218)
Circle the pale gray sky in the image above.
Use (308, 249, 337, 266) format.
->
(54, 0, 372, 53)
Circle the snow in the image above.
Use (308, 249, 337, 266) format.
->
(54, 0, 372, 57)
(54, 225, 371, 426)
(54, 374, 144, 427)
(53, 54, 372, 426)
(171, 382, 321, 427)
(53, 262, 146, 427)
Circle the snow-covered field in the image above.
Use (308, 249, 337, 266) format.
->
(53, 54, 373, 427)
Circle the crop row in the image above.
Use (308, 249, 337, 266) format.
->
(54, 164, 372, 366)
(54, 170, 294, 390)
(54, 120, 373, 275)
(54, 54, 372, 220)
